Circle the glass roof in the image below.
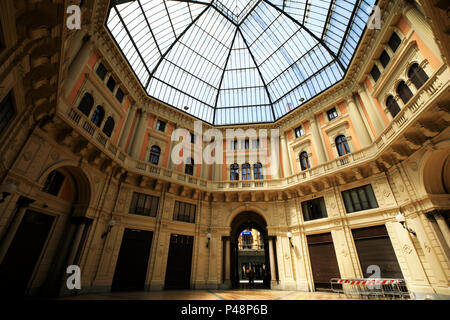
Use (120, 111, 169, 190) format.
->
(106, 0, 376, 125)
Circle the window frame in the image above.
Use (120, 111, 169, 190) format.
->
(327, 108, 338, 121)
(295, 126, 305, 138)
(0, 91, 16, 137)
(342, 185, 379, 214)
(129, 192, 160, 217)
(301, 197, 328, 221)
(173, 200, 196, 223)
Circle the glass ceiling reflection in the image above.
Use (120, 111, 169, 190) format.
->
(106, 0, 376, 125)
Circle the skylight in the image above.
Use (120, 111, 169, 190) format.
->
(106, 0, 376, 125)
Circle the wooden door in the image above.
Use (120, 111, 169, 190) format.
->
(164, 234, 194, 289)
(0, 210, 54, 296)
(307, 233, 341, 291)
(112, 229, 153, 291)
(352, 225, 403, 279)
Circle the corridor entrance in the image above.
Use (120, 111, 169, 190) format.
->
(112, 229, 153, 292)
(164, 234, 194, 290)
(0, 210, 54, 296)
(230, 212, 271, 289)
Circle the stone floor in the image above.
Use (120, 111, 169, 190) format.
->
(61, 289, 359, 300)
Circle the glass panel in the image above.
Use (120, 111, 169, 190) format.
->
(107, 0, 376, 125)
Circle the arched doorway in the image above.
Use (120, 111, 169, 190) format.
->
(230, 212, 271, 289)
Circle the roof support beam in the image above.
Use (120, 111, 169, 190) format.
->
(238, 28, 276, 121)
(213, 27, 240, 125)
(147, 3, 213, 87)
(263, 0, 346, 73)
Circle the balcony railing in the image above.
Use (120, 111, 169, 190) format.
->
(58, 64, 448, 192)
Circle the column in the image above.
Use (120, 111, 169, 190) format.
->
(280, 134, 292, 177)
(224, 237, 231, 287)
(346, 95, 372, 148)
(403, 3, 442, 62)
(309, 116, 328, 164)
(0, 197, 35, 263)
(65, 222, 86, 266)
(130, 110, 148, 159)
(358, 84, 385, 135)
(268, 237, 277, 287)
(435, 212, 450, 250)
(118, 103, 137, 149)
(64, 36, 94, 97)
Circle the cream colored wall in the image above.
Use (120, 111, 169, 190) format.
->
(0, 0, 449, 300)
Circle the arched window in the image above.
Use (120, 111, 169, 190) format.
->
(254, 163, 263, 180)
(408, 63, 429, 90)
(336, 135, 350, 157)
(185, 157, 194, 176)
(386, 95, 401, 118)
(77, 93, 94, 116)
(299, 151, 310, 171)
(242, 163, 251, 181)
(102, 117, 115, 137)
(91, 106, 105, 127)
(397, 81, 413, 104)
(230, 163, 239, 181)
(42, 170, 65, 196)
(149, 145, 161, 165)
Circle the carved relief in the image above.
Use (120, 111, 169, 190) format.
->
(402, 244, 412, 255)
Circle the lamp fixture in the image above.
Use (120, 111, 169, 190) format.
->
(0, 183, 17, 203)
(287, 232, 294, 248)
(395, 213, 416, 236)
(101, 218, 116, 238)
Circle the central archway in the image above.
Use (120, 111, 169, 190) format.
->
(230, 211, 271, 289)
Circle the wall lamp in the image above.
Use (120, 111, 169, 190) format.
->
(206, 232, 211, 248)
(0, 183, 17, 203)
(101, 218, 116, 238)
(287, 232, 294, 248)
(395, 213, 416, 236)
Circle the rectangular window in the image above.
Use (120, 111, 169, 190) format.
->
(243, 139, 250, 150)
(342, 185, 378, 214)
(380, 50, 390, 68)
(115, 88, 124, 103)
(301, 197, 328, 221)
(231, 139, 238, 150)
(370, 65, 381, 82)
(327, 108, 338, 121)
(173, 201, 196, 223)
(129, 192, 159, 217)
(252, 139, 260, 149)
(96, 63, 108, 80)
(106, 76, 116, 92)
(190, 132, 195, 144)
(388, 32, 401, 53)
(156, 120, 166, 132)
(295, 126, 304, 138)
(43, 171, 65, 196)
(0, 21, 5, 52)
(0, 91, 15, 137)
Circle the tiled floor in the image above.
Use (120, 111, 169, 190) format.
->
(61, 289, 358, 300)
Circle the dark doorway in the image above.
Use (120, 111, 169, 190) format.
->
(112, 229, 153, 292)
(164, 234, 194, 290)
(307, 233, 341, 291)
(352, 225, 404, 279)
(230, 212, 271, 289)
(0, 210, 54, 296)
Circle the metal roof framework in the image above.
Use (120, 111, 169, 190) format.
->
(106, 0, 376, 125)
